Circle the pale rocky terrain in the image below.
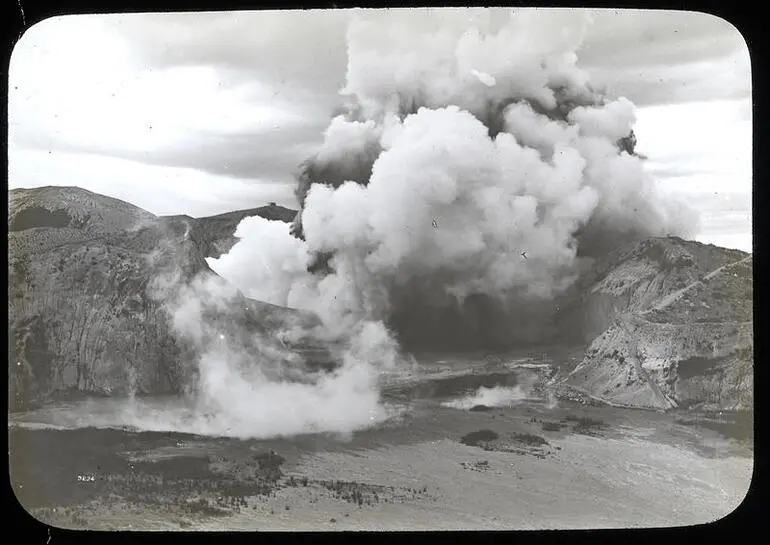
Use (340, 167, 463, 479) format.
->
(8, 187, 328, 411)
(559, 237, 753, 411)
(12, 392, 752, 531)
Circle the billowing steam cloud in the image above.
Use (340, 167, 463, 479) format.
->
(137, 10, 700, 439)
(210, 10, 698, 349)
(141, 256, 405, 437)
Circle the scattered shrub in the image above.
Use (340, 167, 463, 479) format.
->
(460, 429, 499, 447)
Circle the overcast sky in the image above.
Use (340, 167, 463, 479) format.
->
(8, 8, 752, 251)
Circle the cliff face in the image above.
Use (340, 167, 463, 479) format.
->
(8, 187, 328, 412)
(560, 237, 753, 412)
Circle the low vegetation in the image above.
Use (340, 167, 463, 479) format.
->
(562, 415, 607, 436)
(511, 432, 549, 447)
(460, 429, 499, 447)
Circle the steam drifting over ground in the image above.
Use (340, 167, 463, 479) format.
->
(443, 385, 532, 410)
(157, 9, 697, 438)
(442, 367, 541, 410)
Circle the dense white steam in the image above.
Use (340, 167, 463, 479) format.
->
(143, 269, 403, 438)
(211, 10, 695, 315)
(172, 10, 698, 438)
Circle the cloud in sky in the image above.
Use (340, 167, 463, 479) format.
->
(9, 15, 326, 172)
(7, 8, 752, 249)
(636, 99, 751, 187)
(8, 144, 298, 216)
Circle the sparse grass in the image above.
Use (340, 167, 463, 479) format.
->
(316, 479, 397, 507)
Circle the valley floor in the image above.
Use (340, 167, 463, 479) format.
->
(11, 393, 752, 531)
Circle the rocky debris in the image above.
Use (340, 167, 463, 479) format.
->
(8, 186, 335, 411)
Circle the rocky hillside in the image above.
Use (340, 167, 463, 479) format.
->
(557, 237, 753, 412)
(164, 204, 297, 260)
(8, 187, 328, 412)
(8, 187, 753, 414)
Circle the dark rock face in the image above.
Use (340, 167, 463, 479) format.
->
(7, 187, 331, 411)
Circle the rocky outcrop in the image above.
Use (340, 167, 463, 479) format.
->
(560, 237, 753, 412)
(164, 204, 297, 260)
(8, 187, 331, 412)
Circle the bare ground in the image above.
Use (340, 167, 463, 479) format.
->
(11, 394, 752, 531)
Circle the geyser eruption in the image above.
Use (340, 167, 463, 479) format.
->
(210, 9, 697, 353)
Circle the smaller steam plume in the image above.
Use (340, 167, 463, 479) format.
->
(442, 367, 540, 410)
(443, 385, 531, 410)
